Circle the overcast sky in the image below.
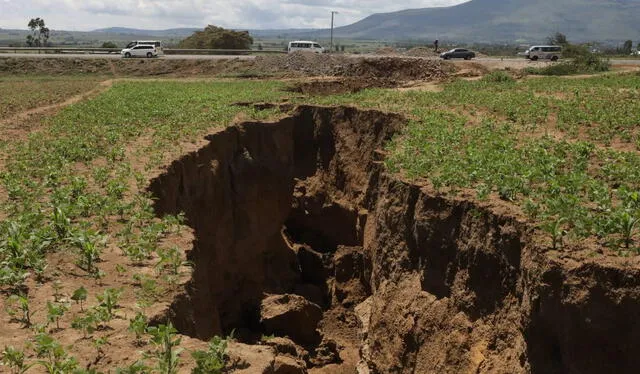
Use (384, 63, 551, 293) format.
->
(0, 0, 469, 31)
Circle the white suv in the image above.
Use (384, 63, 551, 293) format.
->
(121, 44, 158, 58)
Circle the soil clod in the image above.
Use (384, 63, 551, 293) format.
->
(261, 294, 323, 346)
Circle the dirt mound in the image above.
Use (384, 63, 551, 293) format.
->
(252, 52, 337, 75)
(453, 61, 492, 77)
(1, 55, 451, 81)
(405, 46, 440, 58)
(332, 57, 450, 80)
(376, 47, 398, 55)
(258, 54, 450, 80)
(0, 56, 254, 76)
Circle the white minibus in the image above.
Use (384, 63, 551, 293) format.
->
(288, 41, 324, 54)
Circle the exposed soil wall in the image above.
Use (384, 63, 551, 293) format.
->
(148, 105, 640, 373)
(149, 105, 402, 343)
(361, 177, 640, 374)
(361, 177, 528, 373)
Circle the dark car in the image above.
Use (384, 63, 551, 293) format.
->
(440, 48, 476, 60)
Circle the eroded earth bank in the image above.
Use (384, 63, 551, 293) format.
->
(148, 105, 640, 374)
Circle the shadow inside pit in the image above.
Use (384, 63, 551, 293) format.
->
(147, 105, 403, 350)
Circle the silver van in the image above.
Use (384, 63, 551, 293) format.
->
(287, 41, 324, 54)
(524, 45, 562, 61)
(125, 40, 164, 56)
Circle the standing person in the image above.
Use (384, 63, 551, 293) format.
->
(434, 39, 439, 52)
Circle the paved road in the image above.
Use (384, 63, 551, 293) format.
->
(455, 57, 640, 65)
(0, 53, 257, 60)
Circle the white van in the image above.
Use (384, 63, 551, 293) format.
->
(288, 41, 324, 54)
(121, 44, 159, 58)
(523, 45, 562, 61)
(126, 40, 164, 55)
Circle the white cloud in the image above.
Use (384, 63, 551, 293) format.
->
(0, 0, 469, 30)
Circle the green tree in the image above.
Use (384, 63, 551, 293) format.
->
(26, 18, 49, 47)
(622, 40, 633, 55)
(547, 32, 568, 46)
(101, 41, 118, 49)
(178, 25, 253, 50)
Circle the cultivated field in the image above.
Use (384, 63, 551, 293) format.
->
(0, 56, 639, 374)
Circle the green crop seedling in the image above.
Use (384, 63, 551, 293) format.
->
(33, 333, 79, 373)
(191, 335, 229, 374)
(1, 346, 34, 374)
(129, 312, 148, 346)
(6, 294, 32, 328)
(46, 301, 68, 330)
(96, 288, 122, 321)
(71, 286, 88, 311)
(146, 323, 183, 374)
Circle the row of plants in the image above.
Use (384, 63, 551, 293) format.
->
(309, 72, 640, 148)
(306, 73, 640, 253)
(1, 80, 288, 288)
(3, 289, 229, 374)
(0, 77, 101, 118)
(0, 79, 290, 371)
(385, 110, 640, 252)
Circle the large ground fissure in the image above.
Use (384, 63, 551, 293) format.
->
(148, 105, 640, 373)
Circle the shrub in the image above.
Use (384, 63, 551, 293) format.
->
(481, 71, 515, 83)
(525, 44, 610, 76)
(179, 25, 253, 50)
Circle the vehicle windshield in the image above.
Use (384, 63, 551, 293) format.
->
(126, 42, 136, 48)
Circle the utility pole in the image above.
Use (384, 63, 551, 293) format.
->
(330, 11, 338, 53)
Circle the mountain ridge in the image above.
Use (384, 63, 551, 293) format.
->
(91, 27, 199, 37)
(329, 0, 640, 42)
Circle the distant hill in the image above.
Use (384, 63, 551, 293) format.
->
(91, 27, 199, 37)
(92, 27, 323, 39)
(247, 29, 321, 38)
(329, 0, 640, 42)
(0, 28, 193, 47)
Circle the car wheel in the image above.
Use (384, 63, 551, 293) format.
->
(464, 56, 470, 60)
(124, 52, 131, 58)
(147, 52, 153, 58)
(551, 56, 558, 62)
(531, 56, 539, 61)
(444, 56, 450, 60)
